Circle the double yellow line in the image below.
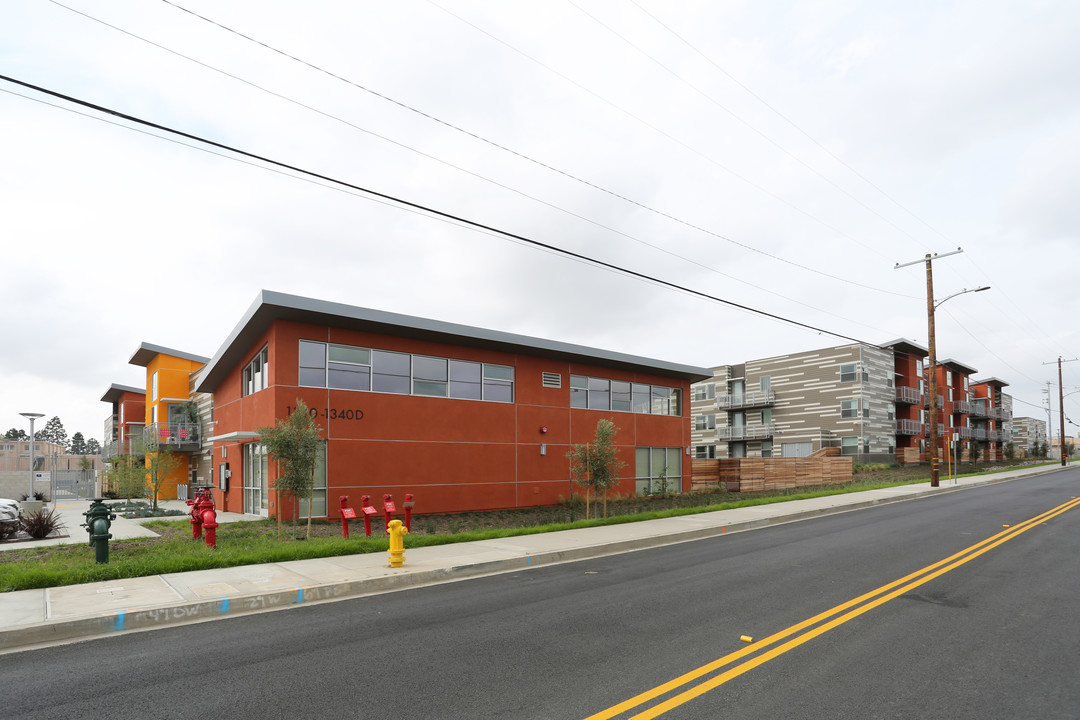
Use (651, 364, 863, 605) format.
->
(586, 496, 1080, 720)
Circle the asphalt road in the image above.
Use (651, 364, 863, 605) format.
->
(4, 469, 1079, 719)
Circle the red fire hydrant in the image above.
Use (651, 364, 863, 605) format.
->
(403, 493, 415, 532)
(339, 495, 356, 539)
(186, 486, 219, 549)
(361, 494, 376, 537)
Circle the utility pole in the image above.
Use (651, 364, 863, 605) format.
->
(1043, 358, 1078, 466)
(895, 248, 964, 487)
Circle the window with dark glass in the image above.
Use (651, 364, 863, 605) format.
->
(328, 344, 370, 391)
(372, 350, 411, 394)
(413, 356, 448, 397)
(483, 364, 514, 403)
(299, 340, 327, 387)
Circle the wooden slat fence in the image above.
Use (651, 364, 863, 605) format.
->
(691, 457, 853, 492)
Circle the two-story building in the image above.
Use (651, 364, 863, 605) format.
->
(104, 291, 711, 518)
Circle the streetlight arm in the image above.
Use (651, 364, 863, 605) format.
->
(935, 286, 991, 309)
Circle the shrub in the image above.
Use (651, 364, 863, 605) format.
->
(0, 519, 19, 541)
(20, 508, 66, 539)
(19, 490, 49, 502)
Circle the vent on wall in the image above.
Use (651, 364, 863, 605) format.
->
(542, 372, 562, 388)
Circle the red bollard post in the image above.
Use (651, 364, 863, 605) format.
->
(339, 495, 355, 540)
(403, 493, 415, 532)
(361, 495, 376, 537)
(383, 493, 396, 531)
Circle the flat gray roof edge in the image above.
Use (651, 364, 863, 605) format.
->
(937, 358, 979, 375)
(196, 290, 713, 393)
(973, 377, 1010, 387)
(100, 383, 146, 403)
(129, 342, 210, 368)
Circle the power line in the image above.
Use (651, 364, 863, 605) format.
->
(148, 0, 916, 301)
(422, 0, 920, 286)
(0, 73, 875, 346)
(566, 0, 921, 251)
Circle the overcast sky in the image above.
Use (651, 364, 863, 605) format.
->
(3, 0, 1079, 444)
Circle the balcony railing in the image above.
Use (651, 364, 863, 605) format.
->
(717, 390, 776, 410)
(144, 422, 201, 452)
(924, 394, 944, 410)
(973, 428, 987, 441)
(896, 419, 924, 435)
(957, 401, 972, 414)
(103, 436, 147, 459)
(990, 407, 1006, 421)
(970, 403, 990, 418)
(895, 386, 922, 405)
(958, 427, 973, 439)
(717, 424, 776, 441)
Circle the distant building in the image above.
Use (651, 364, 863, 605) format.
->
(1011, 417, 1047, 455)
(691, 340, 1011, 465)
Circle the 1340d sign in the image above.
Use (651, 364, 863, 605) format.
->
(286, 406, 364, 421)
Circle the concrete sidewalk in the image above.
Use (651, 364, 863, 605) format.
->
(0, 465, 1069, 653)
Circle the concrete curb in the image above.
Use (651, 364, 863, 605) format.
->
(0, 465, 1070, 652)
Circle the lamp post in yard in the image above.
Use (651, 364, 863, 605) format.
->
(896, 248, 989, 487)
(19, 412, 45, 501)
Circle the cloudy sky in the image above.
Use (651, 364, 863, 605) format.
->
(2, 0, 1079, 444)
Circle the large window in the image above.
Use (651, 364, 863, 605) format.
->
(693, 445, 716, 459)
(635, 447, 682, 495)
(299, 441, 328, 519)
(243, 346, 269, 396)
(841, 400, 858, 418)
(841, 436, 859, 456)
(570, 375, 681, 416)
(694, 414, 716, 431)
(693, 383, 715, 401)
(299, 340, 514, 403)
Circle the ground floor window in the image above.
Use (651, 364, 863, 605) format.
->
(299, 441, 328, 519)
(693, 445, 716, 459)
(635, 447, 682, 495)
(242, 443, 269, 516)
(841, 436, 859, 456)
(760, 440, 773, 458)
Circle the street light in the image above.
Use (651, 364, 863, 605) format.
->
(895, 247, 990, 487)
(19, 412, 45, 501)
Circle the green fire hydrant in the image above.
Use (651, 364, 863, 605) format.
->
(82, 498, 116, 564)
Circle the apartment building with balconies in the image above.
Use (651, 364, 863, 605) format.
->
(100, 384, 146, 460)
(691, 339, 1012, 466)
(692, 341, 902, 463)
(1011, 417, 1047, 455)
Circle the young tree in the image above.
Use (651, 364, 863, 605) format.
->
(1003, 442, 1016, 461)
(567, 419, 626, 519)
(146, 447, 183, 511)
(4, 428, 28, 440)
(257, 398, 323, 540)
(106, 455, 147, 500)
(86, 438, 102, 455)
(69, 432, 88, 455)
(969, 442, 982, 467)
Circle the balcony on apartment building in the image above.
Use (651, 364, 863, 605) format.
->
(970, 402, 990, 418)
(924, 394, 944, 410)
(102, 436, 147, 459)
(957, 400, 972, 414)
(957, 426, 973, 439)
(716, 389, 776, 410)
(717, 424, 776, 441)
(895, 386, 923, 405)
(896, 418, 924, 435)
(990, 407, 1008, 421)
(143, 422, 201, 452)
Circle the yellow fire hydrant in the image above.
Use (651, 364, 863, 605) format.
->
(387, 518, 408, 567)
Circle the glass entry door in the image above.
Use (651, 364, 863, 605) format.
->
(243, 443, 269, 516)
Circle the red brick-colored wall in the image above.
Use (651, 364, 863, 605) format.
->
(211, 319, 693, 519)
